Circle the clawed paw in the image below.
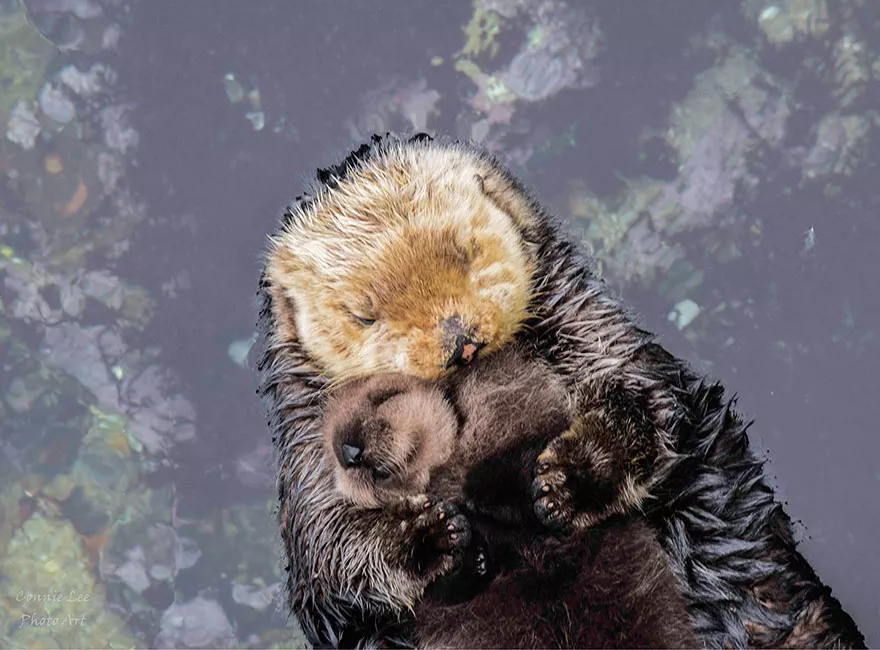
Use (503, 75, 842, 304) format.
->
(531, 448, 577, 532)
(404, 495, 471, 577)
(530, 422, 619, 532)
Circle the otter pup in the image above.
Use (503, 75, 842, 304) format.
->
(322, 346, 699, 649)
(258, 134, 865, 648)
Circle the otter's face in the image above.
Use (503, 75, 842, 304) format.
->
(322, 373, 457, 509)
(266, 147, 537, 379)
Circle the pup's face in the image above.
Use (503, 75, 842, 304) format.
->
(322, 373, 458, 508)
(266, 146, 537, 379)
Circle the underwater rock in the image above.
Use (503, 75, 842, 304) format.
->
(96, 151, 124, 195)
(462, 0, 602, 107)
(831, 33, 871, 109)
(669, 298, 703, 330)
(38, 83, 76, 124)
(232, 582, 281, 612)
(124, 365, 197, 454)
(58, 63, 111, 98)
(114, 545, 151, 593)
(503, 47, 578, 102)
(156, 597, 236, 649)
(144, 523, 201, 581)
(346, 77, 441, 144)
(22, 0, 112, 53)
(113, 524, 200, 593)
(43, 323, 120, 406)
(99, 104, 139, 154)
(5, 374, 46, 413)
(6, 100, 41, 150)
(43, 323, 197, 455)
(223, 72, 245, 104)
(77, 269, 127, 310)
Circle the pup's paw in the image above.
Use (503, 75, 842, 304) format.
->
(530, 420, 619, 532)
(403, 495, 471, 578)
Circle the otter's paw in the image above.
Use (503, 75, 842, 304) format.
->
(530, 423, 618, 532)
(403, 495, 471, 578)
(425, 540, 493, 605)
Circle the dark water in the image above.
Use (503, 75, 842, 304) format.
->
(2, 0, 877, 647)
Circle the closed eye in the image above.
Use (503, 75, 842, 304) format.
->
(354, 315, 376, 326)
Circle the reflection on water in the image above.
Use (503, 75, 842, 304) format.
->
(0, 0, 877, 647)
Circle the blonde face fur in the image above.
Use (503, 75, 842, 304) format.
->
(265, 144, 538, 379)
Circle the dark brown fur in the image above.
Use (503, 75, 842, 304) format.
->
(322, 347, 699, 649)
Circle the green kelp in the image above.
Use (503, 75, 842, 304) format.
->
(459, 0, 505, 60)
(454, 0, 602, 142)
(0, 1, 55, 126)
(0, 514, 138, 649)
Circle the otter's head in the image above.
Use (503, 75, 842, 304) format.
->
(265, 142, 540, 379)
(322, 373, 457, 508)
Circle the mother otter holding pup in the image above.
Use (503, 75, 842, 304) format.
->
(256, 133, 864, 648)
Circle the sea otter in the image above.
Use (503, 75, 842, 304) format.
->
(256, 133, 864, 648)
(321, 345, 699, 649)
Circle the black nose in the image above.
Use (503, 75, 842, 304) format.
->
(445, 333, 482, 369)
(340, 443, 363, 467)
(441, 316, 481, 369)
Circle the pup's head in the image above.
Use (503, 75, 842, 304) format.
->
(322, 372, 457, 508)
(265, 141, 539, 379)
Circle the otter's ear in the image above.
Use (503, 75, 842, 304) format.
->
(265, 273, 301, 345)
(476, 169, 542, 249)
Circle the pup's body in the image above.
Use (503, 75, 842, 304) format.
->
(323, 346, 698, 649)
(257, 134, 865, 648)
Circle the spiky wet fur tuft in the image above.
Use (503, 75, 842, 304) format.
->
(256, 133, 864, 649)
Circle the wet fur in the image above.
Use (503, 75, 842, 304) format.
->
(322, 347, 698, 649)
(256, 134, 865, 648)
(417, 520, 697, 650)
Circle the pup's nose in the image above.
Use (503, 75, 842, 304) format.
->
(442, 317, 481, 369)
(340, 443, 363, 467)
